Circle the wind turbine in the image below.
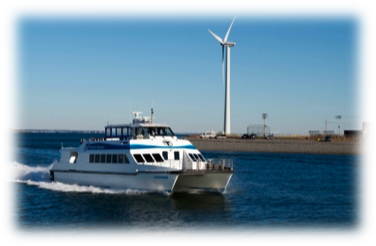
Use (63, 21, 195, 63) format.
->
(209, 17, 236, 135)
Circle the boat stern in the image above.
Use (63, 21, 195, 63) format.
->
(172, 170, 233, 193)
(172, 159, 234, 193)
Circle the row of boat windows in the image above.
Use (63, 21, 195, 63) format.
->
(89, 154, 130, 164)
(88, 152, 206, 164)
(133, 151, 176, 164)
(189, 153, 205, 162)
(105, 126, 175, 138)
(88, 152, 171, 164)
(106, 127, 131, 138)
(133, 152, 206, 163)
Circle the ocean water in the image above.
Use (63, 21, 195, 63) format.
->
(12, 133, 359, 231)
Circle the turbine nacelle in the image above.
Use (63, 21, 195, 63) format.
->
(223, 42, 236, 47)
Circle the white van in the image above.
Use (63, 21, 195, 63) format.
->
(200, 130, 217, 139)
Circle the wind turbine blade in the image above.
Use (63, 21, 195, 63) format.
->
(208, 29, 223, 44)
(224, 16, 236, 42)
(222, 46, 225, 86)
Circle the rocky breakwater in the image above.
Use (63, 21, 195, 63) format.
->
(188, 138, 362, 155)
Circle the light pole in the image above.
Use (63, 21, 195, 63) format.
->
(335, 115, 342, 136)
(324, 119, 333, 136)
(262, 113, 268, 137)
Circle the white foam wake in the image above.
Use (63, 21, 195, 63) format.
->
(11, 162, 166, 195)
(11, 162, 51, 182)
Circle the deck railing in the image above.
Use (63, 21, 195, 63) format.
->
(139, 159, 233, 171)
(205, 159, 234, 171)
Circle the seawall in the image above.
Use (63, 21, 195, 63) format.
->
(188, 138, 362, 155)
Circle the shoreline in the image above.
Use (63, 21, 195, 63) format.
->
(188, 138, 362, 155)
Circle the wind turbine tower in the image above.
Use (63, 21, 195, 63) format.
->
(209, 17, 236, 135)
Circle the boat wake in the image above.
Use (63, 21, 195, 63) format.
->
(11, 162, 168, 195)
(12, 162, 52, 183)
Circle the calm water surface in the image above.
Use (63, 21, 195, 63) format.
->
(12, 133, 359, 231)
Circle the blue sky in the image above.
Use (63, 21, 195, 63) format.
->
(18, 16, 359, 134)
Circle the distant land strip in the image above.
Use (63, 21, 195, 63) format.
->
(11, 130, 362, 155)
(188, 138, 362, 155)
(10, 129, 104, 134)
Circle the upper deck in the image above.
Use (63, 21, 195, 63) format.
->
(105, 124, 175, 141)
(105, 113, 175, 141)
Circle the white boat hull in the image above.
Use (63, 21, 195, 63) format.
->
(52, 171, 179, 192)
(172, 171, 233, 192)
(51, 169, 233, 193)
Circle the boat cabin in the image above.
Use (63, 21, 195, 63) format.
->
(104, 124, 175, 141)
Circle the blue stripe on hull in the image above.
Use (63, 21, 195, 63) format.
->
(131, 144, 196, 150)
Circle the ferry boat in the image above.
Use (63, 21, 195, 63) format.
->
(49, 111, 234, 193)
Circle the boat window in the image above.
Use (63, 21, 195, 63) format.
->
(106, 128, 111, 137)
(135, 127, 146, 136)
(118, 154, 124, 163)
(152, 153, 164, 162)
(111, 128, 116, 137)
(112, 154, 118, 163)
(95, 154, 100, 163)
(189, 153, 197, 161)
(123, 127, 129, 136)
(143, 154, 154, 163)
(162, 151, 168, 160)
(106, 154, 111, 163)
(156, 127, 165, 136)
(193, 154, 199, 161)
(142, 127, 176, 137)
(165, 127, 175, 136)
(197, 154, 206, 162)
(69, 151, 78, 164)
(141, 128, 148, 137)
(146, 127, 154, 136)
(174, 151, 180, 160)
(117, 127, 122, 137)
(124, 154, 130, 164)
(89, 153, 130, 164)
(133, 154, 145, 163)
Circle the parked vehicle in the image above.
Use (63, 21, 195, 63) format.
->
(215, 132, 227, 139)
(318, 136, 332, 142)
(264, 134, 274, 139)
(324, 136, 331, 142)
(200, 130, 217, 139)
(241, 133, 257, 139)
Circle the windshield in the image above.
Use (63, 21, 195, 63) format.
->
(144, 127, 175, 137)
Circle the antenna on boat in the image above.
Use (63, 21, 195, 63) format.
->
(131, 111, 143, 124)
(129, 98, 132, 123)
(151, 108, 154, 124)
